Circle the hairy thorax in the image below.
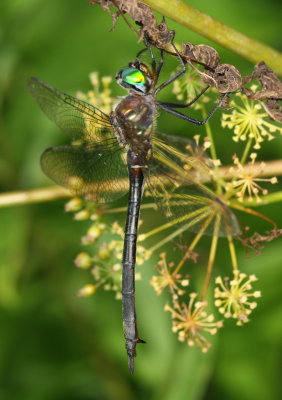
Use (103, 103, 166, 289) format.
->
(111, 94, 156, 164)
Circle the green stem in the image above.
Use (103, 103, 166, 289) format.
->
(202, 108, 217, 161)
(147, 223, 190, 253)
(1, 161, 281, 208)
(227, 235, 238, 271)
(201, 215, 220, 299)
(142, 0, 282, 75)
(202, 107, 225, 195)
(234, 191, 282, 207)
(107, 203, 157, 214)
(240, 138, 253, 165)
(0, 186, 70, 207)
(172, 214, 213, 275)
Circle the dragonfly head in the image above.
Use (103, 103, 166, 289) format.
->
(116, 62, 153, 94)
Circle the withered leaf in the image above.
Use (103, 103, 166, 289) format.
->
(201, 64, 242, 93)
(262, 99, 282, 123)
(254, 61, 282, 92)
(182, 43, 220, 69)
(242, 88, 281, 100)
(153, 18, 175, 48)
(243, 62, 282, 122)
(238, 229, 282, 255)
(90, 0, 111, 12)
(91, 0, 174, 47)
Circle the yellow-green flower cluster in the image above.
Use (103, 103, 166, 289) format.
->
(150, 252, 189, 298)
(214, 270, 261, 325)
(221, 87, 282, 149)
(76, 220, 136, 300)
(76, 71, 113, 115)
(172, 67, 209, 110)
(165, 292, 223, 352)
(226, 153, 278, 203)
(65, 197, 152, 299)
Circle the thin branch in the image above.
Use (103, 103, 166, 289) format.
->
(0, 186, 70, 207)
(0, 159, 281, 208)
(218, 159, 282, 179)
(142, 0, 282, 76)
(237, 191, 282, 207)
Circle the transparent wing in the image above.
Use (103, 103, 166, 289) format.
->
(41, 143, 129, 203)
(146, 132, 240, 237)
(152, 131, 213, 182)
(28, 77, 115, 144)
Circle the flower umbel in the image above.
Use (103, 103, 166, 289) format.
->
(226, 153, 278, 202)
(77, 71, 113, 115)
(221, 87, 282, 149)
(214, 270, 261, 325)
(165, 292, 223, 352)
(172, 66, 209, 110)
(150, 252, 189, 297)
(74, 218, 147, 300)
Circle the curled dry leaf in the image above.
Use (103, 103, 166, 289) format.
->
(91, 0, 174, 47)
(254, 62, 282, 94)
(242, 88, 281, 101)
(243, 62, 282, 122)
(238, 229, 282, 255)
(201, 64, 242, 93)
(262, 100, 282, 123)
(154, 18, 175, 48)
(182, 43, 220, 69)
(92, 0, 248, 96)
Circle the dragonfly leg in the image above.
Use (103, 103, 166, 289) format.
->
(157, 92, 229, 125)
(136, 46, 150, 61)
(154, 42, 186, 95)
(122, 163, 145, 373)
(136, 44, 164, 83)
(158, 85, 210, 108)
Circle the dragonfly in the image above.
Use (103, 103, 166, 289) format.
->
(28, 44, 240, 372)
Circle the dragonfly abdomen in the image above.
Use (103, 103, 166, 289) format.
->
(122, 163, 145, 372)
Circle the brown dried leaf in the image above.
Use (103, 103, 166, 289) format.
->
(242, 62, 282, 122)
(92, 1, 244, 97)
(262, 100, 282, 123)
(201, 64, 242, 93)
(182, 43, 220, 69)
(254, 62, 282, 92)
(175, 242, 199, 264)
(91, 0, 111, 12)
(153, 18, 175, 48)
(238, 228, 282, 255)
(242, 88, 281, 101)
(220, 94, 232, 109)
(91, 0, 174, 47)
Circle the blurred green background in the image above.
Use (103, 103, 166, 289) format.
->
(0, 1, 282, 399)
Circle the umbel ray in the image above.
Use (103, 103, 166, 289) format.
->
(28, 43, 240, 372)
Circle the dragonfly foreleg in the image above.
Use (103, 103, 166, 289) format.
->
(158, 85, 209, 109)
(157, 92, 229, 125)
(154, 42, 186, 95)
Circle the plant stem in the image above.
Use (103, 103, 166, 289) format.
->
(142, 0, 282, 75)
(240, 138, 253, 165)
(0, 186, 70, 207)
(227, 235, 238, 271)
(107, 203, 157, 214)
(201, 215, 220, 299)
(202, 109, 217, 161)
(173, 214, 213, 275)
(220, 159, 282, 179)
(1, 160, 281, 208)
(237, 191, 282, 207)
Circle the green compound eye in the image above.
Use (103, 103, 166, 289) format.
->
(121, 68, 147, 92)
